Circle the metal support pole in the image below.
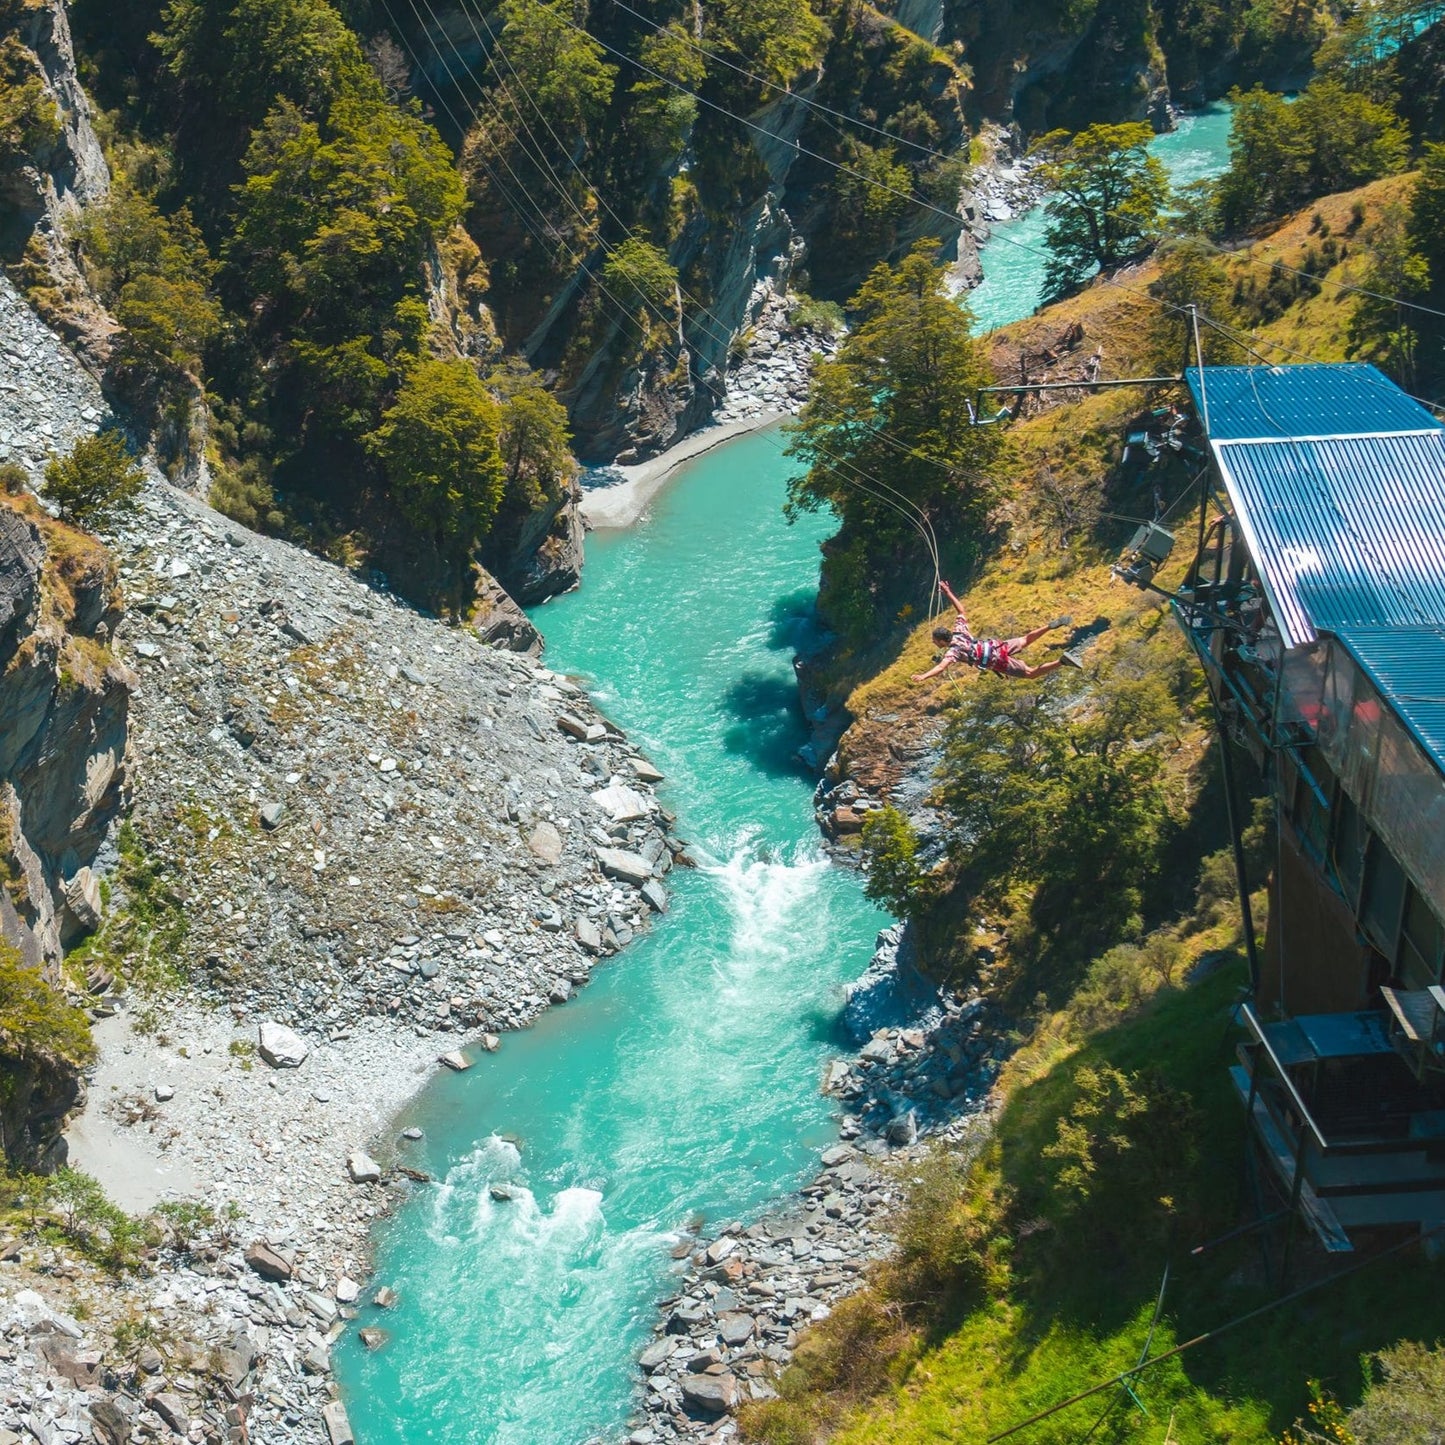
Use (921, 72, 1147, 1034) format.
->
(1216, 714, 1262, 994)
(1280, 1129, 1309, 1286)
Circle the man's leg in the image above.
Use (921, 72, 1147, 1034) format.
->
(1009, 615, 1073, 655)
(1004, 656, 1064, 679)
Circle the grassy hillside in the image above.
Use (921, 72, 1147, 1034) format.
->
(744, 174, 1445, 1444)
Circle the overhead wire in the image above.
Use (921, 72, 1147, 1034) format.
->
(407, 0, 942, 574)
(1237, 247, 1445, 323)
(415, 0, 948, 584)
(605, 0, 959, 164)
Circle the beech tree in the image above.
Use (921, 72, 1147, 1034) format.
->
(785, 243, 1002, 637)
(493, 0, 616, 147)
(44, 434, 145, 527)
(1213, 81, 1408, 233)
(368, 360, 505, 561)
(1035, 123, 1170, 298)
(706, 0, 827, 89)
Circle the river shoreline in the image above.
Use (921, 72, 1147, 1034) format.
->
(627, 925, 1010, 1441)
(581, 412, 786, 530)
(0, 271, 686, 1445)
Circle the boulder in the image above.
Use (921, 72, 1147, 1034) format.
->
(258, 801, 285, 830)
(681, 1372, 739, 1413)
(632, 758, 664, 784)
(8, 1289, 82, 1339)
(590, 783, 651, 823)
(257, 1020, 309, 1069)
(575, 915, 602, 954)
(243, 1241, 292, 1282)
(347, 1149, 382, 1183)
(358, 1327, 388, 1351)
(88, 1398, 131, 1445)
(150, 1394, 190, 1436)
(638, 1336, 676, 1372)
(639, 880, 668, 914)
(597, 847, 653, 886)
(323, 1401, 356, 1445)
(212, 1332, 256, 1387)
(527, 820, 564, 865)
(718, 1311, 755, 1346)
(556, 713, 589, 740)
(153, 1083, 174, 1102)
(373, 1286, 399, 1308)
(63, 867, 102, 932)
(439, 1050, 472, 1071)
(704, 1235, 737, 1266)
(335, 1276, 360, 1304)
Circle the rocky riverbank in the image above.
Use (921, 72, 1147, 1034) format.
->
(581, 287, 841, 530)
(950, 124, 1048, 296)
(0, 274, 686, 1445)
(626, 923, 1009, 1442)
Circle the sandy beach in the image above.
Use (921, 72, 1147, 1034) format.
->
(580, 412, 786, 529)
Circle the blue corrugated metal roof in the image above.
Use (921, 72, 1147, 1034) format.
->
(1185, 363, 1442, 440)
(1330, 626, 1445, 776)
(1184, 364, 1445, 649)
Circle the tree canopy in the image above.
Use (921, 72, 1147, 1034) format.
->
(706, 0, 828, 89)
(493, 0, 616, 147)
(44, 434, 146, 527)
(785, 244, 1002, 638)
(1214, 81, 1409, 232)
(1035, 123, 1170, 298)
(368, 359, 506, 561)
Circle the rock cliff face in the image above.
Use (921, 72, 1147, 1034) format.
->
(1, 0, 112, 360)
(0, 500, 129, 967)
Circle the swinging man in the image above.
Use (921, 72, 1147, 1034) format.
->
(912, 581, 1079, 682)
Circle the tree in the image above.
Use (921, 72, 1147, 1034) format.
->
(627, 22, 706, 160)
(785, 243, 1002, 638)
(707, 0, 827, 89)
(935, 660, 1178, 956)
(494, 372, 576, 514)
(1348, 1341, 1445, 1443)
(860, 806, 931, 919)
(600, 236, 680, 328)
(1214, 81, 1408, 233)
(43, 434, 145, 527)
(826, 139, 914, 272)
(228, 96, 463, 443)
(0, 942, 94, 1067)
(1146, 237, 1244, 370)
(0, 35, 59, 180)
(493, 0, 616, 147)
(368, 360, 505, 560)
(1034, 123, 1170, 298)
(156, 0, 371, 141)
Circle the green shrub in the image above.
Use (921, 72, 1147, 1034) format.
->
(0, 35, 59, 178)
(787, 295, 845, 337)
(1043, 1063, 1198, 1225)
(43, 433, 144, 527)
(0, 941, 93, 1068)
(600, 236, 680, 321)
(0, 462, 27, 496)
(1348, 1340, 1445, 1443)
(367, 358, 505, 563)
(860, 806, 929, 919)
(43, 1166, 145, 1272)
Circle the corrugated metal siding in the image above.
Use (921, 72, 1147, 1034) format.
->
(1186, 363, 1442, 440)
(1216, 432, 1445, 648)
(1331, 626, 1445, 775)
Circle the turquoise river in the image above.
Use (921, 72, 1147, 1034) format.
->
(334, 105, 1235, 1443)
